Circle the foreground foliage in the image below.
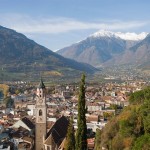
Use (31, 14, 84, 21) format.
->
(95, 129, 101, 150)
(64, 117, 75, 150)
(100, 86, 150, 150)
(75, 74, 87, 150)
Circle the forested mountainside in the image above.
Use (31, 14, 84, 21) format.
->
(0, 26, 97, 81)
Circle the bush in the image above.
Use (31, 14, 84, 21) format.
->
(132, 134, 150, 150)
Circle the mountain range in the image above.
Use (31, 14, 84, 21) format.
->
(0, 25, 97, 80)
(0, 25, 150, 81)
(57, 30, 150, 68)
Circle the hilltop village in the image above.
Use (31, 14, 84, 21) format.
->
(0, 78, 149, 150)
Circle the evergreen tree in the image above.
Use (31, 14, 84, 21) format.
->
(75, 74, 87, 150)
(64, 116, 75, 150)
(94, 128, 101, 150)
(4, 96, 14, 108)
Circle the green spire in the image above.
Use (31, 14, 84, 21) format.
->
(64, 116, 75, 150)
(38, 78, 45, 89)
(75, 73, 87, 150)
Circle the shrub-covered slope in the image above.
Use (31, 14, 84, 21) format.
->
(100, 87, 150, 150)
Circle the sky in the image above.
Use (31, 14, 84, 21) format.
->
(0, 0, 150, 51)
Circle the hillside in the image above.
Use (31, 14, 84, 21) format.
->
(0, 26, 97, 81)
(99, 87, 150, 150)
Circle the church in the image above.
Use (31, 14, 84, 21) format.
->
(35, 79, 69, 150)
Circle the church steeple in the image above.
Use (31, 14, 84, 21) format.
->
(35, 79, 47, 150)
(37, 78, 46, 103)
(38, 78, 45, 89)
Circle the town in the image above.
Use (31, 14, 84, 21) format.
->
(0, 73, 149, 150)
(0, 1, 150, 150)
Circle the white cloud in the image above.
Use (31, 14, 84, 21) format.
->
(0, 13, 149, 34)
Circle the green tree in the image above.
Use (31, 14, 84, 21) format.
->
(101, 119, 119, 149)
(75, 74, 87, 150)
(64, 117, 75, 150)
(15, 89, 20, 95)
(140, 99, 150, 134)
(94, 128, 101, 150)
(4, 96, 14, 108)
(112, 134, 124, 150)
(0, 90, 3, 98)
(132, 134, 150, 150)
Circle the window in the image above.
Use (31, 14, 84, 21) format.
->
(39, 109, 42, 116)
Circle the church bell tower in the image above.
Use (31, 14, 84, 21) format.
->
(35, 79, 47, 150)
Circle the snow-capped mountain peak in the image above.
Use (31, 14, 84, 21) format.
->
(91, 30, 148, 41)
(91, 30, 116, 38)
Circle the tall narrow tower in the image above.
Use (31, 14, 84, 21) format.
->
(35, 79, 47, 150)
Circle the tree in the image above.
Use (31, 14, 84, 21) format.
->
(94, 128, 101, 150)
(112, 134, 124, 150)
(15, 89, 20, 95)
(0, 84, 9, 98)
(4, 96, 14, 108)
(75, 74, 87, 150)
(0, 90, 3, 98)
(132, 134, 150, 150)
(64, 117, 75, 150)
